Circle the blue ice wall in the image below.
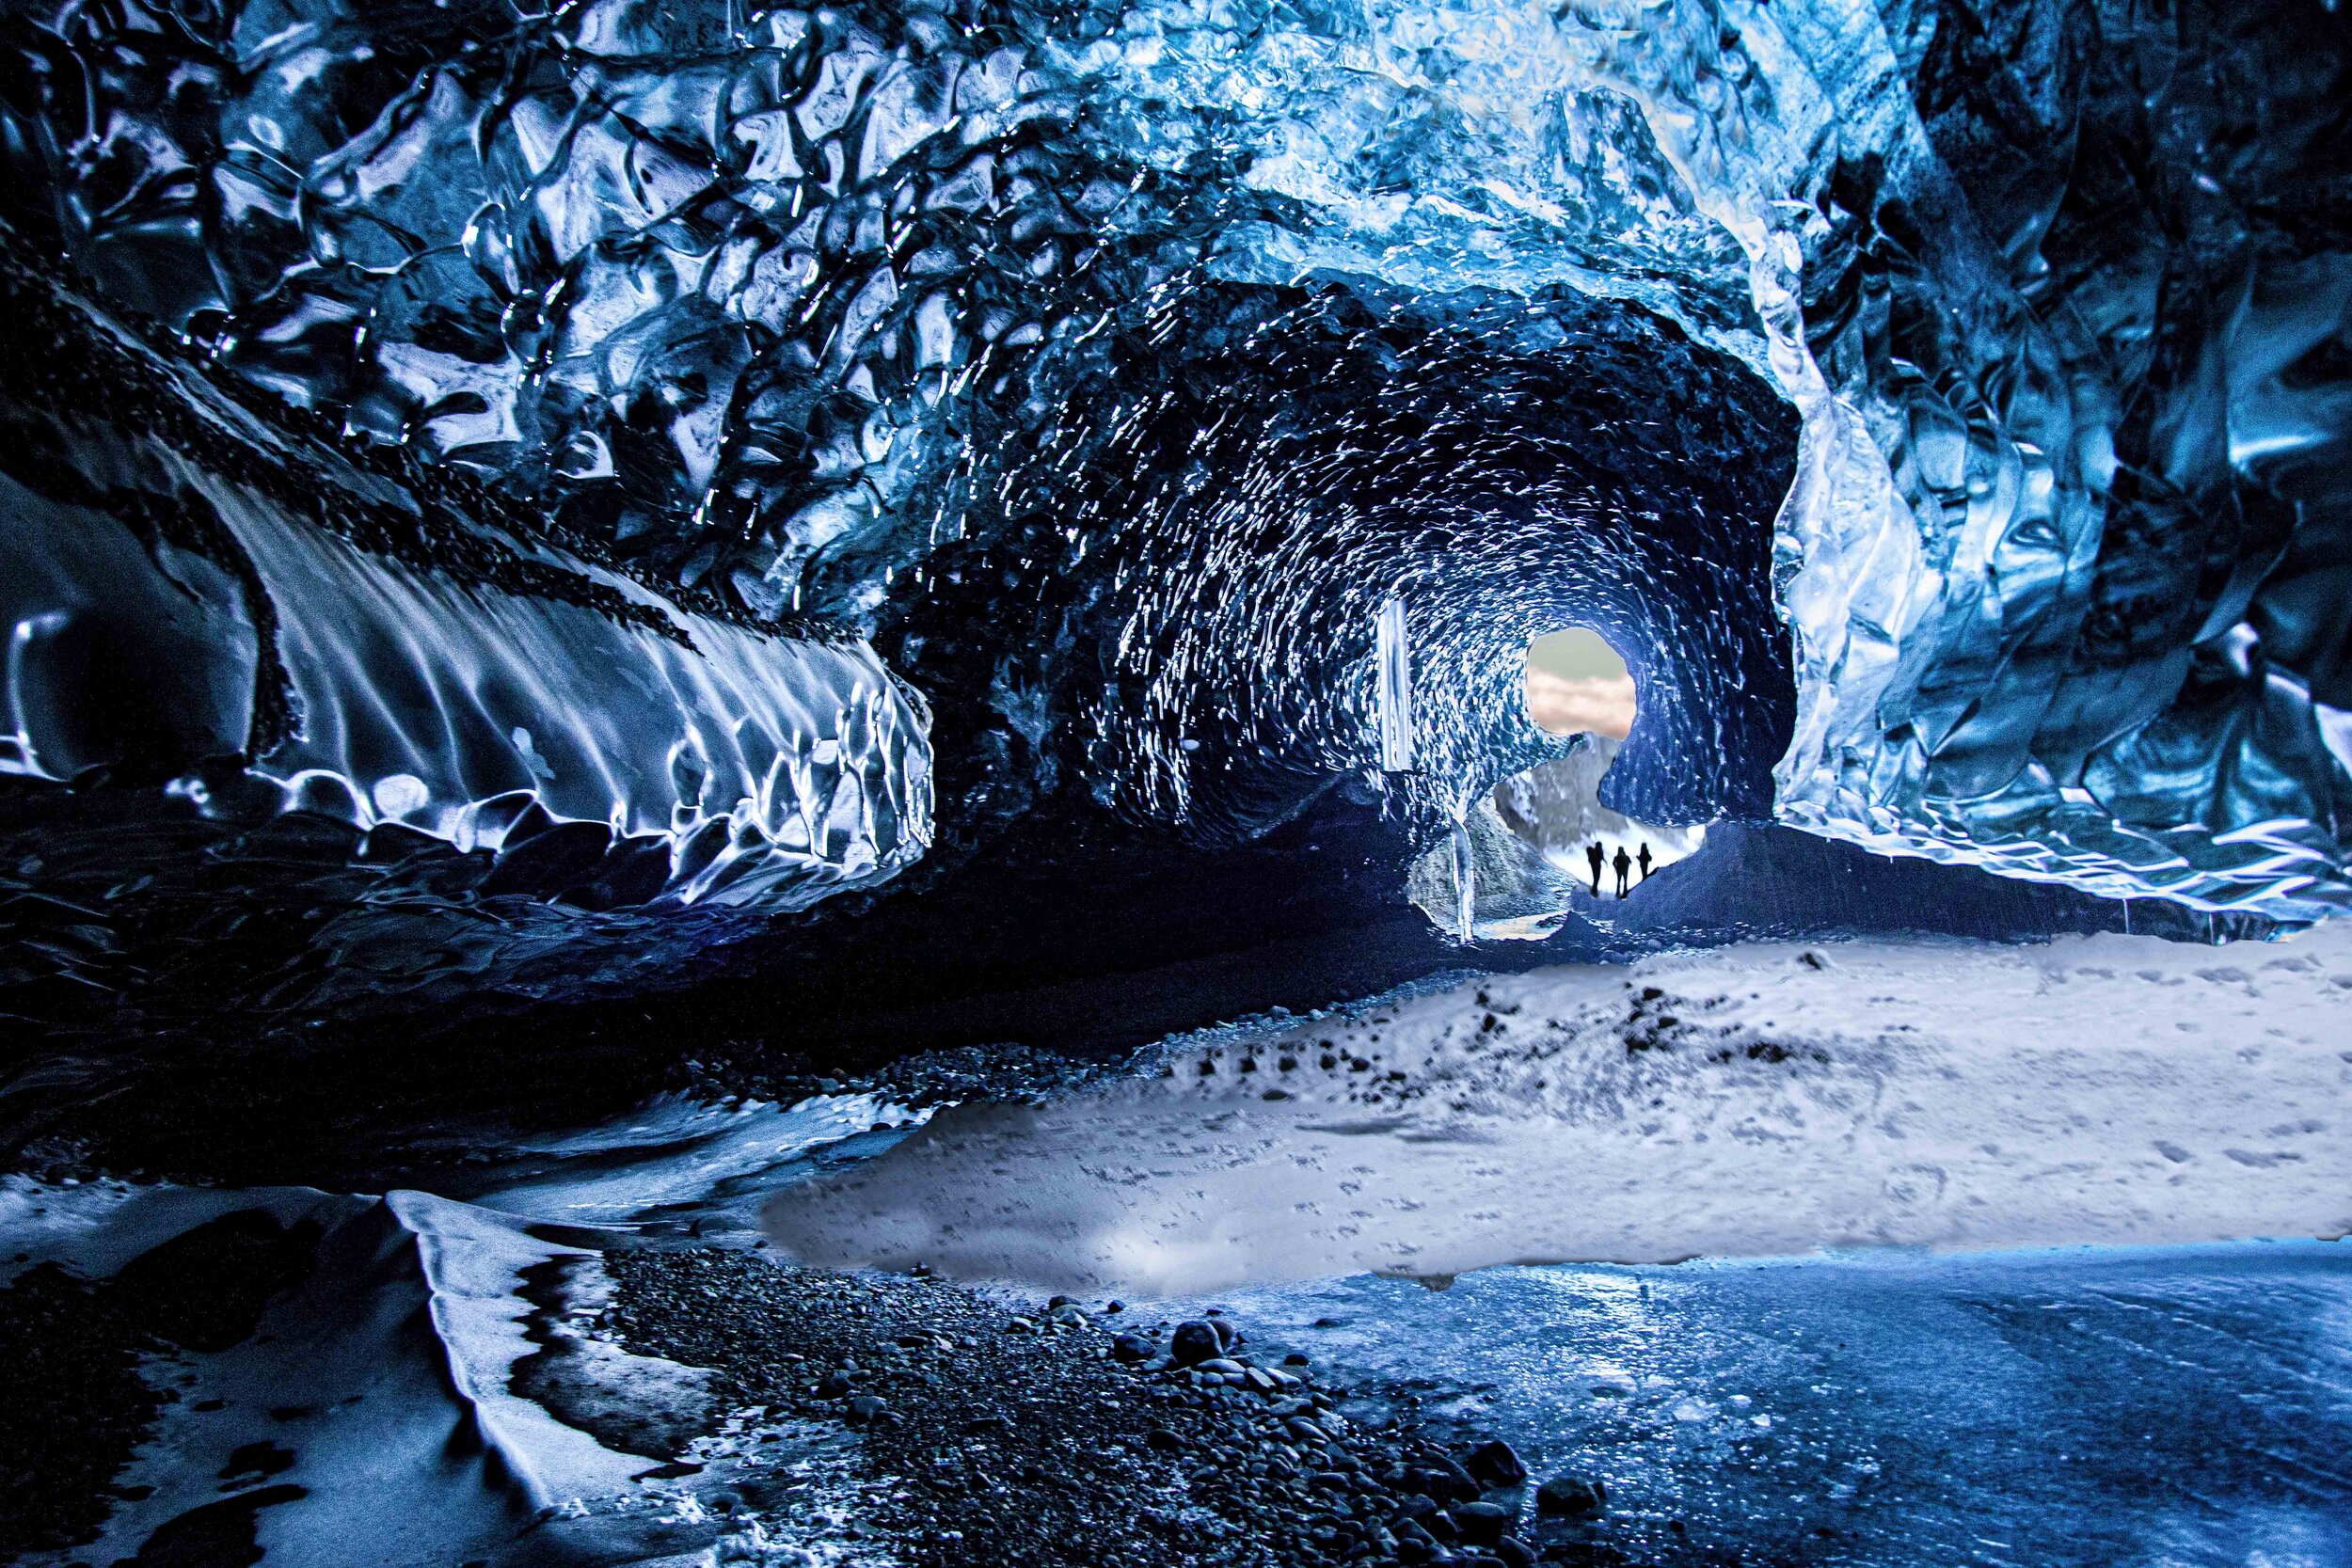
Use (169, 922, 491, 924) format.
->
(2, 0, 2344, 917)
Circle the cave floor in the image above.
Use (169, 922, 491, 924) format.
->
(4, 928, 2349, 1568)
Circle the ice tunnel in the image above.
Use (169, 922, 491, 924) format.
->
(1, 0, 2347, 1061)
(5, 3, 2352, 1564)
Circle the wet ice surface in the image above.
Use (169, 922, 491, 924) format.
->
(1148, 1243, 2352, 1568)
(764, 927, 2352, 1294)
(1, 1095, 930, 1568)
(467, 1090, 934, 1237)
(12, 933, 2352, 1564)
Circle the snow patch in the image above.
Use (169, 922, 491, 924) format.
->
(764, 927, 2352, 1295)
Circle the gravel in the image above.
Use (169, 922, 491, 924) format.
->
(603, 1248, 1596, 1568)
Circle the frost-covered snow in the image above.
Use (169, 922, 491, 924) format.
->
(765, 928, 2352, 1295)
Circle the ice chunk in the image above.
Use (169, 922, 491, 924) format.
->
(1376, 595, 1415, 772)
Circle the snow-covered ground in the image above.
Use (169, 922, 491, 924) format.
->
(765, 927, 2352, 1295)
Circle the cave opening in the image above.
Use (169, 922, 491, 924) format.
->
(1408, 624, 1711, 941)
(1524, 626, 1637, 741)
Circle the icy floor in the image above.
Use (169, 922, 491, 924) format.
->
(2, 1094, 931, 1568)
(10, 928, 2350, 1565)
(764, 927, 2352, 1293)
(1152, 1242, 2352, 1568)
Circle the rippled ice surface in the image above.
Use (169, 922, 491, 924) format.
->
(1147, 1243, 2352, 1568)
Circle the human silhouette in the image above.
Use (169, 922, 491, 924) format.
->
(1613, 845, 1632, 898)
(1637, 841, 1654, 881)
(1585, 840, 1604, 895)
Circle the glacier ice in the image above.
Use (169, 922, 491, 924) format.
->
(1375, 594, 1414, 774)
(1406, 736, 1709, 942)
(0, 0, 2344, 927)
(0, 229, 931, 926)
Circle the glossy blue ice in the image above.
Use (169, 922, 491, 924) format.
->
(3, 0, 2346, 914)
(1152, 1243, 2352, 1567)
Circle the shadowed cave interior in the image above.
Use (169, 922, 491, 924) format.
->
(2, 0, 2348, 1564)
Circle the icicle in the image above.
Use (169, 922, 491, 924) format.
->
(1451, 818, 1476, 943)
(1376, 595, 1413, 772)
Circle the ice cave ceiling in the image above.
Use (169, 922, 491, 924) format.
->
(1, 0, 2348, 1060)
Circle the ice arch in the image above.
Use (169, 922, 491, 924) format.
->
(0, 0, 2343, 998)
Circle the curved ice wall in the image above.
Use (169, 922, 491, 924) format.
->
(4, 0, 2344, 918)
(1557, 0, 2352, 917)
(0, 233, 931, 915)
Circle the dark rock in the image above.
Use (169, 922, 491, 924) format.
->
(1466, 1438, 1528, 1487)
(962, 1414, 1009, 1435)
(1111, 1332, 1154, 1363)
(1496, 1534, 1536, 1567)
(113, 1484, 307, 1565)
(218, 1440, 294, 1480)
(1146, 1427, 1184, 1452)
(817, 1371, 853, 1398)
(1210, 1318, 1240, 1351)
(1170, 1321, 1221, 1367)
(845, 1395, 889, 1424)
(1453, 1500, 1511, 1547)
(1535, 1475, 1607, 1516)
(115, 1210, 324, 1354)
(1421, 1458, 1480, 1503)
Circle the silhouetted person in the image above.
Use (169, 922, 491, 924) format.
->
(1586, 840, 1604, 895)
(1638, 841, 1654, 881)
(1613, 845, 1632, 898)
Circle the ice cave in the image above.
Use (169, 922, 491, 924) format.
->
(0, 0, 2347, 1562)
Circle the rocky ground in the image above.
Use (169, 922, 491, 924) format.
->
(606, 1248, 1624, 1568)
(2, 1193, 1627, 1568)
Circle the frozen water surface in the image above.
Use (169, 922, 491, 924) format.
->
(1147, 1243, 2352, 1568)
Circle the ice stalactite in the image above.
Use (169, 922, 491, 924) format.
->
(1375, 595, 1415, 776)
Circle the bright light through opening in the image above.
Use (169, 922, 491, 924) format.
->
(1525, 627, 1635, 738)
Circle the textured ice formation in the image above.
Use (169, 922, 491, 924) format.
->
(1406, 736, 1708, 941)
(764, 922, 2352, 1295)
(2, 0, 2344, 918)
(0, 233, 930, 916)
(1613, 0, 2352, 919)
